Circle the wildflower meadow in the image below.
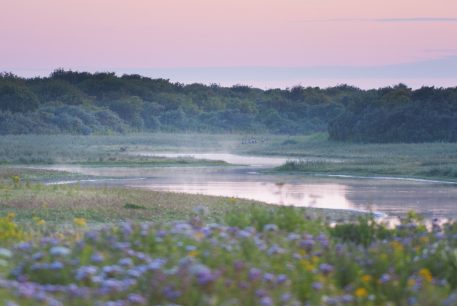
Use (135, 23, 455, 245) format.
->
(0, 208, 457, 306)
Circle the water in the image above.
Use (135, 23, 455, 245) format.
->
(135, 152, 291, 167)
(34, 153, 457, 219)
(134, 152, 343, 167)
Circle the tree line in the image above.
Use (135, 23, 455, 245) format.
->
(0, 70, 456, 143)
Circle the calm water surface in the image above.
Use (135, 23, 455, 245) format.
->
(36, 151, 457, 219)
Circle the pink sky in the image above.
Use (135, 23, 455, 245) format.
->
(1, 0, 457, 88)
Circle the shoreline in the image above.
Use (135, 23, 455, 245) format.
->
(3, 160, 457, 221)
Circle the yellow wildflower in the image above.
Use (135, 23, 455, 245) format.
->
(228, 198, 237, 204)
(361, 274, 372, 283)
(391, 241, 404, 252)
(419, 268, 433, 282)
(36, 219, 46, 226)
(0, 213, 25, 241)
(407, 278, 416, 287)
(419, 236, 429, 244)
(300, 259, 315, 271)
(194, 231, 205, 240)
(73, 218, 87, 227)
(11, 176, 20, 185)
(355, 287, 368, 298)
(188, 250, 199, 257)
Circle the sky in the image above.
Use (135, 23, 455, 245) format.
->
(1, 0, 457, 89)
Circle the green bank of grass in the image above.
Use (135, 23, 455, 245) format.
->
(275, 159, 457, 181)
(0, 167, 87, 184)
(77, 156, 229, 167)
(259, 134, 457, 181)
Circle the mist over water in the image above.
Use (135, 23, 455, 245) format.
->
(35, 152, 457, 219)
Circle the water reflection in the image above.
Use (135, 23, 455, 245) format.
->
(345, 181, 457, 218)
(32, 164, 457, 219)
(129, 180, 354, 211)
(134, 152, 291, 167)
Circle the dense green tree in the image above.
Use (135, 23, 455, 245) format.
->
(1, 69, 456, 142)
(0, 82, 39, 113)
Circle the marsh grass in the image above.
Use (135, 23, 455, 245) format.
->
(277, 159, 408, 176)
(273, 138, 457, 180)
(78, 155, 229, 167)
(3, 133, 457, 180)
(0, 133, 246, 164)
(123, 203, 147, 210)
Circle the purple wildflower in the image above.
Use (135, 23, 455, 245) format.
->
(75, 266, 98, 281)
(341, 294, 354, 304)
(91, 253, 104, 263)
(197, 270, 216, 285)
(49, 261, 64, 270)
(40, 237, 60, 246)
(435, 232, 445, 240)
(263, 273, 275, 283)
(263, 224, 278, 232)
(260, 296, 273, 306)
(379, 273, 391, 284)
(84, 230, 99, 241)
(300, 239, 315, 251)
(277, 274, 288, 284)
(49, 246, 70, 257)
(237, 230, 252, 238)
(113, 242, 131, 250)
(267, 244, 285, 255)
(16, 242, 32, 251)
(281, 293, 292, 303)
(148, 258, 166, 270)
(32, 252, 44, 261)
(233, 260, 245, 271)
(312, 281, 323, 290)
(249, 268, 262, 281)
(319, 263, 334, 275)
(128, 293, 146, 304)
(255, 289, 267, 298)
(287, 233, 300, 241)
(163, 286, 181, 301)
(118, 257, 133, 267)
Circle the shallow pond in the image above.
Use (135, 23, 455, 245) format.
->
(37, 157, 457, 219)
